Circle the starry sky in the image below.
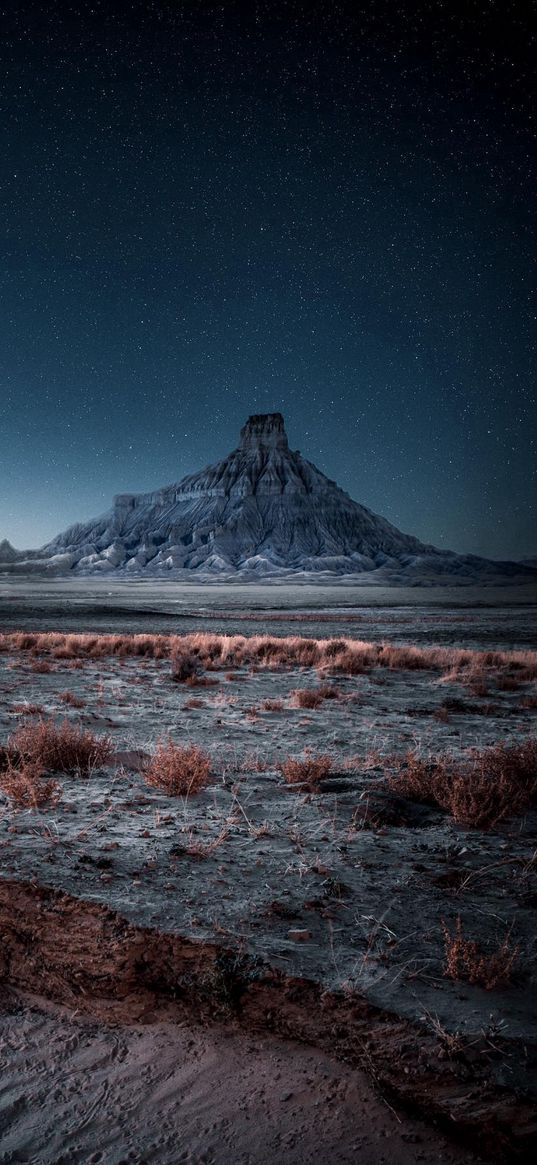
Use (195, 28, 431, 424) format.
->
(2, 0, 535, 559)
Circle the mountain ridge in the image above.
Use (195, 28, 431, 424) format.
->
(2, 414, 536, 584)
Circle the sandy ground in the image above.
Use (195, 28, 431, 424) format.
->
(1, 595, 536, 1162)
(0, 991, 481, 1165)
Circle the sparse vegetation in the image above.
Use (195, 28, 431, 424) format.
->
(292, 688, 324, 709)
(442, 917, 519, 989)
(0, 757, 61, 809)
(10, 703, 44, 716)
(59, 690, 85, 708)
(387, 739, 537, 828)
(171, 647, 202, 682)
(280, 754, 332, 789)
(9, 719, 113, 775)
(143, 739, 211, 795)
(1, 630, 536, 686)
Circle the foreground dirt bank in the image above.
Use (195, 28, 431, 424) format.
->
(0, 990, 484, 1165)
(0, 879, 535, 1162)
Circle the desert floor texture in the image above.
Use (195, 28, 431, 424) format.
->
(0, 579, 536, 1164)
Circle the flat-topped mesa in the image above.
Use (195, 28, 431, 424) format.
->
(239, 413, 289, 452)
(17, 408, 537, 581)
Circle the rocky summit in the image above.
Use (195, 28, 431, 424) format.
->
(2, 414, 536, 582)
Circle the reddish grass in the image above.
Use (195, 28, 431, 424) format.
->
(442, 917, 519, 989)
(292, 688, 324, 709)
(0, 757, 61, 809)
(280, 754, 332, 790)
(59, 690, 85, 708)
(3, 631, 537, 685)
(291, 684, 341, 708)
(184, 674, 218, 688)
(316, 684, 341, 699)
(29, 660, 53, 674)
(387, 739, 537, 828)
(171, 648, 202, 682)
(10, 703, 44, 716)
(9, 719, 113, 775)
(183, 697, 205, 709)
(143, 740, 211, 795)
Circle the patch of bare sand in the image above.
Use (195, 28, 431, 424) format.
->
(0, 992, 480, 1165)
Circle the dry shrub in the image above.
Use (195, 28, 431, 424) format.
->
(280, 754, 332, 790)
(143, 740, 211, 795)
(316, 683, 341, 699)
(323, 647, 371, 675)
(387, 739, 537, 828)
(10, 703, 44, 716)
(0, 757, 61, 809)
(442, 917, 519, 989)
(323, 638, 348, 658)
(29, 660, 53, 674)
(292, 688, 324, 709)
(59, 690, 85, 708)
(10, 719, 112, 774)
(185, 674, 218, 688)
(261, 698, 284, 712)
(171, 648, 202, 682)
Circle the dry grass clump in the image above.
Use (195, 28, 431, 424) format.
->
(10, 703, 44, 716)
(322, 647, 372, 675)
(316, 684, 341, 699)
(143, 740, 211, 796)
(185, 674, 218, 688)
(0, 757, 61, 809)
(292, 684, 341, 708)
(442, 917, 519, 990)
(171, 647, 202, 682)
(292, 688, 324, 709)
(261, 698, 284, 712)
(387, 739, 537, 828)
(280, 754, 332, 790)
(9, 719, 113, 775)
(59, 690, 85, 708)
(29, 660, 53, 674)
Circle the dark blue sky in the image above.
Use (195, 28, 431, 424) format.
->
(2, 1, 535, 558)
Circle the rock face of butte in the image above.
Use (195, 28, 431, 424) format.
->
(3, 413, 536, 580)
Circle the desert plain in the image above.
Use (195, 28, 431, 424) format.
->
(0, 578, 536, 1164)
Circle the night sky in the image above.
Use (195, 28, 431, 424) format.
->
(2, 1, 535, 559)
